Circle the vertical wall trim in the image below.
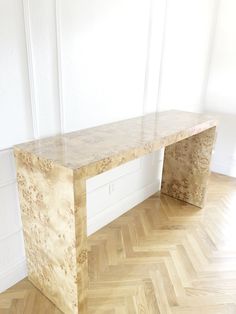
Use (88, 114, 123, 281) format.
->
(142, 0, 168, 114)
(200, 0, 221, 113)
(155, 0, 168, 113)
(142, 0, 153, 115)
(55, 0, 65, 134)
(22, 0, 39, 139)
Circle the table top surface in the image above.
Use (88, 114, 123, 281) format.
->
(15, 110, 217, 170)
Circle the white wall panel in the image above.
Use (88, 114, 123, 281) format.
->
(158, 0, 215, 112)
(86, 158, 141, 193)
(87, 151, 164, 235)
(206, 112, 236, 177)
(0, 231, 26, 293)
(203, 0, 236, 177)
(27, 0, 61, 137)
(205, 0, 236, 115)
(0, 183, 21, 238)
(87, 153, 162, 218)
(143, 0, 167, 113)
(0, 232, 25, 269)
(60, 0, 150, 132)
(0, 150, 16, 186)
(0, 0, 33, 149)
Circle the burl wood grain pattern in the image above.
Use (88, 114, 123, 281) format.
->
(14, 150, 83, 314)
(14, 111, 218, 314)
(161, 127, 216, 207)
(14, 111, 217, 171)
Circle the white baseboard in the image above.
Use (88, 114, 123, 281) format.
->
(0, 259, 27, 293)
(87, 180, 160, 235)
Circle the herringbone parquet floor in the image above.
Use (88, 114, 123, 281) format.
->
(1, 173, 236, 314)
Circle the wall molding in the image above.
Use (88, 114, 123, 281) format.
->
(142, 0, 168, 114)
(22, 0, 39, 139)
(155, 0, 168, 113)
(0, 147, 13, 154)
(55, 0, 65, 134)
(0, 139, 36, 152)
(200, 0, 221, 112)
(22, 0, 40, 139)
(142, 0, 153, 115)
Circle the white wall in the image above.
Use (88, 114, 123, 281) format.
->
(0, 0, 33, 149)
(205, 112, 236, 177)
(60, 0, 148, 130)
(158, 0, 216, 112)
(204, 0, 236, 177)
(205, 0, 236, 115)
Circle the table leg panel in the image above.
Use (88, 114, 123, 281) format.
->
(14, 149, 79, 314)
(161, 127, 216, 208)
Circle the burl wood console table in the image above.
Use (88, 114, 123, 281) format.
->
(14, 110, 217, 313)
